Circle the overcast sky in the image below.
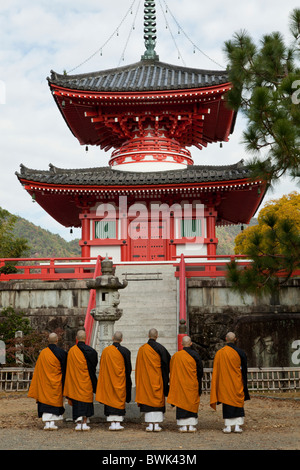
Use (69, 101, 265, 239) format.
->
(1, 0, 299, 242)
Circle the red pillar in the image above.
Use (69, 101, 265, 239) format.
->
(81, 209, 90, 258)
(206, 207, 218, 258)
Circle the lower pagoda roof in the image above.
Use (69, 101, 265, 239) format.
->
(16, 161, 267, 228)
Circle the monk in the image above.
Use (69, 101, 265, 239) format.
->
(63, 330, 98, 431)
(96, 331, 132, 431)
(135, 328, 171, 432)
(28, 332, 67, 430)
(210, 331, 250, 433)
(167, 335, 203, 432)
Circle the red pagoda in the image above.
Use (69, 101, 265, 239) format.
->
(16, 2, 266, 264)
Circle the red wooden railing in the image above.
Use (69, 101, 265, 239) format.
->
(0, 257, 101, 281)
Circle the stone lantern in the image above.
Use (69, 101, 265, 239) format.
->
(86, 257, 128, 357)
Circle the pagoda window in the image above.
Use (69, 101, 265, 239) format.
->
(94, 220, 116, 239)
(181, 218, 202, 238)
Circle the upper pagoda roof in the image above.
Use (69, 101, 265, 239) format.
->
(48, 60, 229, 93)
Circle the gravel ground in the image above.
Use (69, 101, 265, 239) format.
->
(0, 392, 299, 454)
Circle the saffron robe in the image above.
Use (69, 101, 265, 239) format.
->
(63, 342, 98, 405)
(96, 342, 132, 414)
(167, 347, 203, 414)
(135, 339, 170, 411)
(28, 344, 67, 415)
(210, 343, 250, 411)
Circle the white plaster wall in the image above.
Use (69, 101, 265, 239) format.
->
(90, 245, 121, 263)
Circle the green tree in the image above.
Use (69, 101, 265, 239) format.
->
(227, 192, 300, 297)
(0, 208, 30, 273)
(0, 306, 32, 340)
(224, 8, 300, 186)
(0, 307, 64, 366)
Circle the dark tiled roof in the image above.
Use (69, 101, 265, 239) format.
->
(16, 161, 250, 187)
(48, 60, 229, 93)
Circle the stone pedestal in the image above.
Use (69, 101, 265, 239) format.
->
(86, 257, 128, 356)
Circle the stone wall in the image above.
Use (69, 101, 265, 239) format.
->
(0, 280, 89, 348)
(188, 278, 300, 367)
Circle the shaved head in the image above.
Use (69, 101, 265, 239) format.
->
(148, 328, 158, 339)
(113, 331, 123, 343)
(76, 330, 86, 342)
(48, 333, 58, 344)
(182, 335, 192, 347)
(225, 332, 236, 343)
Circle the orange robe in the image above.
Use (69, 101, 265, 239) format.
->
(63, 344, 94, 404)
(135, 343, 166, 409)
(210, 344, 246, 410)
(96, 345, 127, 409)
(167, 350, 200, 414)
(28, 346, 64, 408)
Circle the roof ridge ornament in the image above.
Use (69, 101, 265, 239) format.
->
(141, 1, 159, 61)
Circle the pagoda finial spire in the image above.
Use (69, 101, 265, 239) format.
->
(141, 1, 159, 60)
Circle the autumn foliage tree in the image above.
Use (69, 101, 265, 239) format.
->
(227, 192, 300, 296)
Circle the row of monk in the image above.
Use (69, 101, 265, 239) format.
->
(28, 328, 250, 433)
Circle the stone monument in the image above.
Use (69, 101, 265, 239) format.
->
(86, 256, 128, 357)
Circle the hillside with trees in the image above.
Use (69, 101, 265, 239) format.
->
(12, 216, 81, 258)
(216, 219, 258, 255)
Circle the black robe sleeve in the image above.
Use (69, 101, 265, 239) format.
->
(77, 342, 98, 393)
(48, 344, 68, 387)
(114, 343, 132, 403)
(184, 347, 203, 395)
(227, 343, 250, 401)
(148, 339, 171, 396)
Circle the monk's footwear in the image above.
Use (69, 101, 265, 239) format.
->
(154, 424, 162, 432)
(146, 423, 153, 432)
(115, 422, 124, 431)
(109, 422, 124, 431)
(44, 421, 58, 430)
(188, 426, 197, 432)
(234, 425, 243, 433)
(222, 426, 231, 433)
(49, 421, 58, 430)
(179, 426, 188, 432)
(75, 423, 90, 431)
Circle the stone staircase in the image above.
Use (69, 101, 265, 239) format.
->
(113, 263, 178, 375)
